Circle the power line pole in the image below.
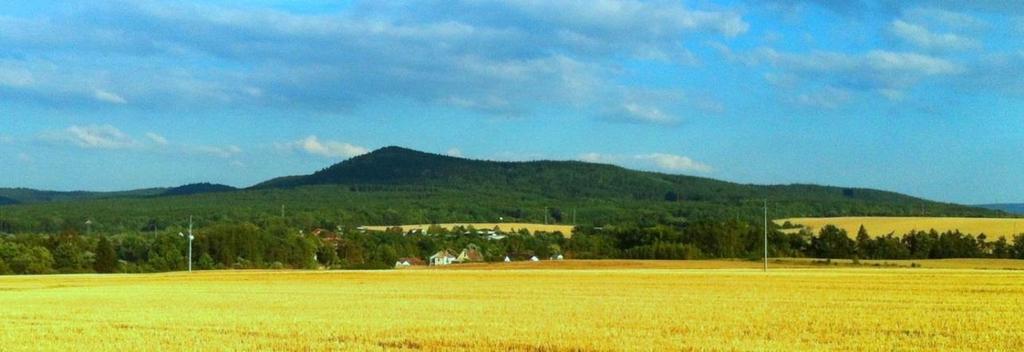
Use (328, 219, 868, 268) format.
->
(763, 199, 768, 272)
(189, 216, 193, 272)
(179, 216, 194, 273)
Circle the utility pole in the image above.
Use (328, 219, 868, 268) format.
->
(763, 199, 768, 272)
(188, 216, 193, 272)
(179, 216, 194, 272)
(281, 205, 285, 218)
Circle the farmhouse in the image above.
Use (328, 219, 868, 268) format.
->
(429, 250, 457, 266)
(456, 244, 484, 262)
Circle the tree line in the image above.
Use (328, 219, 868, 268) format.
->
(2, 220, 1023, 275)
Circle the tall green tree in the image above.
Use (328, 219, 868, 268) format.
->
(93, 236, 118, 273)
(812, 225, 856, 259)
(855, 225, 873, 259)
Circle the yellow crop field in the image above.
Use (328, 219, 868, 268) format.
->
(3, 265, 1024, 351)
(362, 222, 576, 237)
(776, 216, 1024, 238)
(441, 258, 1024, 271)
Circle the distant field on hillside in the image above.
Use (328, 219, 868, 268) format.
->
(362, 222, 575, 236)
(777, 217, 1024, 238)
(433, 259, 1024, 271)
(2, 267, 1023, 350)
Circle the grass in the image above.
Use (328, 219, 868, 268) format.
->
(776, 216, 1024, 238)
(361, 222, 576, 237)
(2, 262, 1024, 351)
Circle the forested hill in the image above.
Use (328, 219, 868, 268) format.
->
(160, 183, 237, 197)
(0, 146, 1004, 234)
(0, 187, 165, 204)
(254, 146, 987, 216)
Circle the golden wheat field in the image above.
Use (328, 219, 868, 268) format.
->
(776, 217, 1024, 238)
(2, 262, 1024, 351)
(440, 258, 1024, 271)
(361, 223, 576, 236)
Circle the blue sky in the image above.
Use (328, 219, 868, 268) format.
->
(1, 1, 1022, 204)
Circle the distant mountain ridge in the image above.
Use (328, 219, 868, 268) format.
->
(160, 183, 237, 197)
(0, 196, 18, 205)
(976, 204, 1024, 215)
(0, 187, 165, 204)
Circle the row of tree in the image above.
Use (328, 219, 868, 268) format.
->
(2, 221, 1023, 275)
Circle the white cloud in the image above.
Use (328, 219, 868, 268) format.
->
(637, 153, 712, 173)
(877, 88, 906, 102)
(580, 152, 712, 173)
(793, 86, 853, 109)
(93, 89, 127, 104)
(445, 148, 464, 158)
(601, 88, 690, 125)
(864, 50, 962, 75)
(64, 125, 137, 149)
(620, 103, 675, 124)
(889, 20, 979, 51)
(287, 136, 368, 159)
(0, 67, 34, 87)
(903, 8, 987, 31)
(145, 132, 168, 146)
(579, 152, 621, 164)
(0, 2, 748, 119)
(720, 46, 965, 101)
(190, 145, 243, 158)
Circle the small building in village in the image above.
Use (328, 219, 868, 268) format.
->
(395, 257, 425, 268)
(456, 244, 484, 262)
(429, 249, 457, 266)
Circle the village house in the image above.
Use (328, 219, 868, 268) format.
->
(456, 244, 484, 262)
(429, 249, 457, 266)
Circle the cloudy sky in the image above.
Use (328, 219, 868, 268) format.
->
(1, 1, 1022, 204)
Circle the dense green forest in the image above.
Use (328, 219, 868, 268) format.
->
(0, 146, 1003, 235)
(2, 221, 1023, 275)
